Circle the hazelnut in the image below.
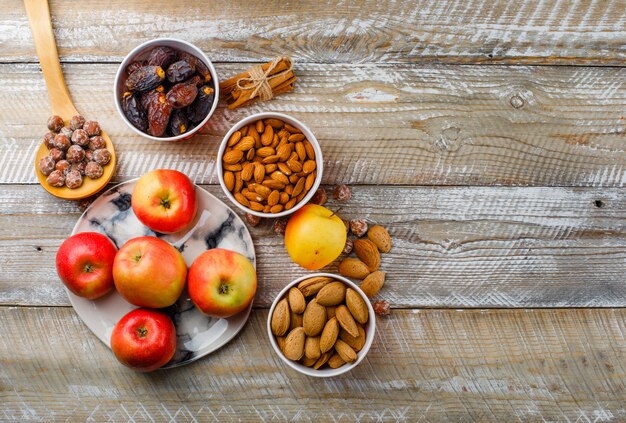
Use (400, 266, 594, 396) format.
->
(245, 213, 261, 227)
(60, 126, 73, 140)
(309, 187, 328, 205)
(272, 219, 287, 236)
(46, 115, 64, 132)
(85, 161, 103, 179)
(46, 170, 65, 187)
(72, 161, 87, 176)
(84, 149, 94, 161)
(342, 238, 353, 255)
(83, 120, 101, 136)
(88, 135, 106, 150)
(350, 219, 368, 237)
(55, 160, 70, 174)
(65, 169, 83, 189)
(333, 184, 351, 202)
(53, 134, 70, 151)
(71, 129, 89, 146)
(70, 115, 85, 130)
(49, 148, 66, 162)
(43, 132, 56, 149)
(92, 149, 111, 165)
(66, 145, 85, 163)
(38, 156, 56, 176)
(373, 300, 391, 316)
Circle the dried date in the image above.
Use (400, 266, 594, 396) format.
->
(177, 51, 211, 82)
(148, 46, 177, 68)
(122, 91, 148, 131)
(186, 85, 215, 123)
(166, 60, 195, 84)
(126, 65, 165, 92)
(168, 109, 189, 136)
(147, 93, 172, 137)
(166, 81, 198, 108)
(126, 60, 146, 76)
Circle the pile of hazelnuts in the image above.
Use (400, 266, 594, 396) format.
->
(38, 115, 112, 189)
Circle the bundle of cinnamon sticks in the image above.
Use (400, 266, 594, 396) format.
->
(219, 57, 296, 109)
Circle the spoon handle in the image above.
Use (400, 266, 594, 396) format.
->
(24, 0, 78, 117)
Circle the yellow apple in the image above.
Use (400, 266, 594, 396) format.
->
(284, 204, 346, 270)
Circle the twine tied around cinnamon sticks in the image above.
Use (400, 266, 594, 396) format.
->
(220, 57, 296, 109)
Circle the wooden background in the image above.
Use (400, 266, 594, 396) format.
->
(1, 0, 625, 421)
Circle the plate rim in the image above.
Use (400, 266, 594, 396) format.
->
(67, 178, 256, 369)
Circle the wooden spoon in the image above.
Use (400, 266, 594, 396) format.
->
(25, 0, 115, 200)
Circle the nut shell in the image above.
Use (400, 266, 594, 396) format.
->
(360, 271, 385, 298)
(288, 287, 306, 314)
(335, 305, 359, 338)
(319, 316, 339, 354)
(368, 225, 392, 253)
(334, 339, 358, 364)
(345, 288, 369, 324)
(304, 336, 321, 360)
(353, 239, 381, 272)
(338, 258, 370, 280)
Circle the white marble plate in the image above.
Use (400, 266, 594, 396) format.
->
(69, 179, 256, 368)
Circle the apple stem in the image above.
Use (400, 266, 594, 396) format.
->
(329, 207, 343, 218)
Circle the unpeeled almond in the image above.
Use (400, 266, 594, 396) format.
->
(345, 288, 369, 324)
(316, 281, 346, 306)
(283, 327, 305, 361)
(335, 304, 359, 338)
(271, 298, 290, 336)
(338, 258, 370, 280)
(360, 271, 385, 298)
(367, 225, 392, 253)
(319, 316, 339, 353)
(303, 298, 326, 336)
(288, 287, 306, 314)
(304, 336, 321, 360)
(334, 339, 357, 363)
(340, 325, 366, 352)
(353, 239, 380, 272)
(298, 276, 332, 296)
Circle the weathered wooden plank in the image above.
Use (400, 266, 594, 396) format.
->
(2, 0, 625, 65)
(1, 63, 625, 187)
(1, 185, 625, 308)
(1, 307, 624, 421)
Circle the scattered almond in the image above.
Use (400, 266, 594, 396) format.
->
(353, 239, 380, 272)
(338, 258, 370, 280)
(345, 288, 369, 324)
(316, 281, 346, 306)
(367, 225, 392, 253)
(360, 271, 385, 298)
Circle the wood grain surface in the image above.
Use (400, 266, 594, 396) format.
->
(2, 0, 625, 65)
(2, 63, 625, 186)
(2, 185, 624, 308)
(1, 307, 624, 421)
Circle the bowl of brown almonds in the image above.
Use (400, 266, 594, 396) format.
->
(217, 112, 323, 218)
(267, 273, 376, 377)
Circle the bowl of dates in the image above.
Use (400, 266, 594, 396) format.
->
(114, 38, 219, 142)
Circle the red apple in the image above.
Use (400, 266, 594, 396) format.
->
(110, 308, 176, 372)
(188, 248, 256, 318)
(55, 232, 117, 299)
(131, 169, 197, 234)
(113, 236, 187, 308)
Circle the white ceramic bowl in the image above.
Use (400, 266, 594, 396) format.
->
(267, 273, 375, 377)
(114, 38, 219, 142)
(216, 112, 323, 218)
